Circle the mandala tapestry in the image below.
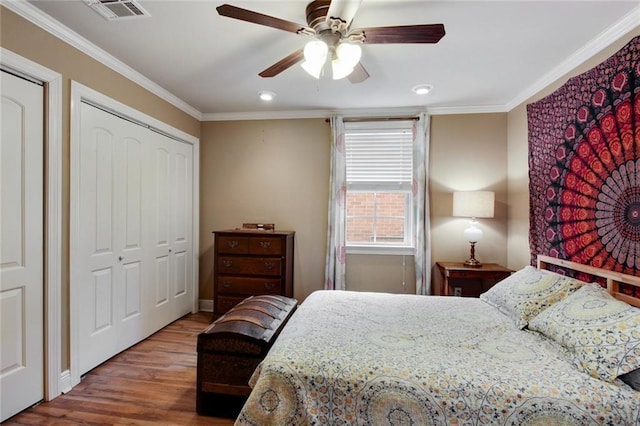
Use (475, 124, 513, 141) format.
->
(527, 36, 640, 295)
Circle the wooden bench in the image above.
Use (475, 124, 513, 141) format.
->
(196, 294, 297, 417)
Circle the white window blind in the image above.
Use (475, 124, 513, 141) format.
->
(345, 120, 414, 190)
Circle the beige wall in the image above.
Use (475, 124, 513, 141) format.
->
(201, 113, 510, 299)
(430, 113, 509, 293)
(506, 27, 640, 270)
(1, 7, 200, 371)
(199, 119, 331, 302)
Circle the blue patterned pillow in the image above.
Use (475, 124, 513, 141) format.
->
(479, 266, 585, 329)
(529, 283, 640, 382)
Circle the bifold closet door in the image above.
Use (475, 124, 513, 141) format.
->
(76, 102, 193, 375)
(145, 132, 193, 332)
(76, 103, 147, 374)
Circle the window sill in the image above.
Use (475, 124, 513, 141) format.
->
(346, 245, 414, 256)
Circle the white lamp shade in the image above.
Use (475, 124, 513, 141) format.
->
(302, 40, 328, 78)
(331, 60, 354, 80)
(452, 191, 495, 218)
(331, 43, 361, 80)
(303, 40, 328, 64)
(335, 43, 361, 68)
(301, 60, 324, 78)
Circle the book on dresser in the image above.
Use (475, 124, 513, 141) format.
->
(212, 229, 295, 315)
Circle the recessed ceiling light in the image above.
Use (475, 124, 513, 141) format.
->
(258, 90, 276, 102)
(412, 84, 433, 95)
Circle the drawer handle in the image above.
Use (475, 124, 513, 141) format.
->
(227, 240, 239, 249)
(264, 282, 275, 290)
(222, 260, 233, 268)
(259, 241, 271, 249)
(264, 262, 275, 270)
(222, 281, 232, 288)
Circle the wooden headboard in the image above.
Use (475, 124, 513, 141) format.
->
(537, 255, 640, 308)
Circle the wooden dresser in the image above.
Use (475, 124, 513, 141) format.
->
(213, 229, 294, 315)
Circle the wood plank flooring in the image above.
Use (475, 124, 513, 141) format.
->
(4, 312, 235, 425)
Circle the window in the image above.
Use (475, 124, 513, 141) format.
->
(344, 120, 414, 254)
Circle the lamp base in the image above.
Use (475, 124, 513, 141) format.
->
(463, 258, 482, 268)
(464, 241, 482, 268)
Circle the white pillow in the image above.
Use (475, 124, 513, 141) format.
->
(529, 283, 640, 382)
(480, 266, 584, 329)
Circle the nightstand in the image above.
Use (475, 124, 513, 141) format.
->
(436, 262, 513, 297)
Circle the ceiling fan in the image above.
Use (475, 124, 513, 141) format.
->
(216, 0, 445, 83)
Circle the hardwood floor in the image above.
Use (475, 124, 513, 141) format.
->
(4, 312, 235, 425)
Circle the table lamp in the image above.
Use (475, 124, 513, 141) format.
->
(452, 191, 495, 267)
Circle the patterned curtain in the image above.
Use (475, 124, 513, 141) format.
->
(324, 116, 347, 290)
(527, 36, 639, 288)
(413, 113, 432, 295)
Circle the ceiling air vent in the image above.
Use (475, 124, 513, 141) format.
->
(84, 0, 151, 21)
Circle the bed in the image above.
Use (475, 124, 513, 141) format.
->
(235, 256, 640, 425)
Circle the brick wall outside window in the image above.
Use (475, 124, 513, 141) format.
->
(346, 192, 406, 243)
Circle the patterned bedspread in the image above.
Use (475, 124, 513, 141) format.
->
(235, 290, 640, 425)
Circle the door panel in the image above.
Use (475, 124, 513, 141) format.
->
(170, 140, 193, 316)
(0, 71, 44, 422)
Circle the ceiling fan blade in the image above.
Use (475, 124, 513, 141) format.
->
(348, 62, 369, 84)
(326, 0, 363, 27)
(259, 49, 305, 78)
(217, 4, 312, 35)
(359, 24, 445, 44)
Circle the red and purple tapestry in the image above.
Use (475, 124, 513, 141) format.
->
(527, 36, 640, 288)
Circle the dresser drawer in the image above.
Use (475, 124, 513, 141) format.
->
(248, 237, 282, 255)
(217, 276, 282, 295)
(218, 257, 282, 276)
(217, 236, 249, 254)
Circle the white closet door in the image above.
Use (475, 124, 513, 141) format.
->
(0, 71, 44, 421)
(77, 103, 146, 374)
(75, 102, 193, 376)
(145, 133, 193, 330)
(169, 138, 193, 318)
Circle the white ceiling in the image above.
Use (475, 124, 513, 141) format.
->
(18, 0, 640, 120)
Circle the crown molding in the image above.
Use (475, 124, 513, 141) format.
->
(506, 5, 640, 111)
(201, 104, 506, 121)
(3, 0, 203, 120)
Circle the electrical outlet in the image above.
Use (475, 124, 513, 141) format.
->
(454, 287, 462, 297)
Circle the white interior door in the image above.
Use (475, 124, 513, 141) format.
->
(169, 138, 193, 318)
(77, 103, 147, 374)
(0, 71, 44, 421)
(76, 102, 193, 375)
(146, 133, 193, 331)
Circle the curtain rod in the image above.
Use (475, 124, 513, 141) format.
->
(325, 116, 419, 123)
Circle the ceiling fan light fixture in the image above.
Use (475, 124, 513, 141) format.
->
(335, 42, 361, 69)
(331, 42, 362, 80)
(302, 39, 329, 78)
(331, 60, 354, 80)
(301, 60, 324, 79)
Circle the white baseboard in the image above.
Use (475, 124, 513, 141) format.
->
(199, 299, 213, 312)
(59, 369, 72, 394)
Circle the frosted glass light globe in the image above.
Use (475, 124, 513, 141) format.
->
(463, 220, 483, 243)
